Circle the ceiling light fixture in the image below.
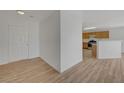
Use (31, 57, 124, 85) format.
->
(83, 27, 96, 30)
(17, 10, 24, 15)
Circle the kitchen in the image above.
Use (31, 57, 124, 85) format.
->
(82, 30, 122, 59)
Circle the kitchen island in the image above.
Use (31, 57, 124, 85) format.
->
(97, 40, 122, 59)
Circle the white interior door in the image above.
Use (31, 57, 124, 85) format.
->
(9, 25, 29, 62)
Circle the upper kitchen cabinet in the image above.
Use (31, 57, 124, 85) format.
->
(83, 31, 109, 39)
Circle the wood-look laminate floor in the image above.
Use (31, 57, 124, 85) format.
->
(0, 49, 124, 83)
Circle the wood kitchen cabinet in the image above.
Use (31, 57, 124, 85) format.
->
(83, 42, 88, 49)
(92, 44, 97, 58)
(83, 31, 109, 39)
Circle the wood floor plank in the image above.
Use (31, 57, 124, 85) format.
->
(0, 50, 124, 83)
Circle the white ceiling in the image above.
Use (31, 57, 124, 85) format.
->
(83, 10, 124, 31)
(1, 10, 124, 30)
(0, 10, 56, 22)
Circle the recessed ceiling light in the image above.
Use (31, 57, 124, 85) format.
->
(83, 27, 96, 30)
(17, 10, 24, 15)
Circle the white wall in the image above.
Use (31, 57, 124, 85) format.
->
(83, 10, 124, 28)
(0, 11, 39, 64)
(109, 27, 124, 53)
(39, 10, 83, 72)
(97, 40, 122, 59)
(60, 10, 83, 72)
(28, 22, 39, 58)
(39, 11, 60, 72)
(0, 21, 9, 64)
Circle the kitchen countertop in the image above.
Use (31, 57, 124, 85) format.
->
(83, 38, 109, 43)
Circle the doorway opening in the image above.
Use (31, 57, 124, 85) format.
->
(82, 31, 109, 61)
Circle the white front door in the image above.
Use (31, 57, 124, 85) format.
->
(9, 25, 29, 62)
